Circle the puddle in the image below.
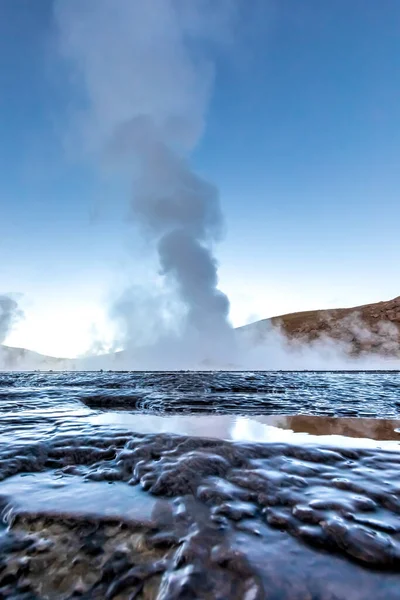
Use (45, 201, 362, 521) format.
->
(0, 472, 168, 526)
(88, 412, 400, 449)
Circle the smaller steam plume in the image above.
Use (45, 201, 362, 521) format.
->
(0, 295, 23, 345)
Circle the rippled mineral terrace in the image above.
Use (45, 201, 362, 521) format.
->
(1, 371, 400, 599)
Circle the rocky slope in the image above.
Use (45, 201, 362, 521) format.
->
(239, 296, 400, 357)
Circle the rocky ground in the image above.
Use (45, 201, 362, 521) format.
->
(1, 431, 400, 598)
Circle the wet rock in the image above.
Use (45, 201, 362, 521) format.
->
(212, 501, 258, 521)
(2, 429, 400, 597)
(138, 452, 230, 496)
(264, 508, 293, 530)
(321, 517, 400, 567)
(292, 504, 324, 525)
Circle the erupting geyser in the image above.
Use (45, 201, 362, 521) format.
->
(55, 0, 238, 367)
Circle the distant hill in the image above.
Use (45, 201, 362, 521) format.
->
(0, 345, 129, 371)
(238, 296, 400, 357)
(2, 296, 400, 370)
(0, 345, 74, 370)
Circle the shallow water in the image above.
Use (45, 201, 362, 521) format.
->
(2, 370, 400, 418)
(1, 371, 400, 599)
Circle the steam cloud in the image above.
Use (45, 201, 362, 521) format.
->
(53, 2, 399, 371)
(0, 295, 23, 345)
(54, 0, 238, 367)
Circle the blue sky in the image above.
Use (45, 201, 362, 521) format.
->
(2, 0, 400, 357)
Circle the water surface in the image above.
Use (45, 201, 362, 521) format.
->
(1, 371, 400, 599)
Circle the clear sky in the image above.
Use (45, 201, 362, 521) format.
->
(2, 0, 400, 357)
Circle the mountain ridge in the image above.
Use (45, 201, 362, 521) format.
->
(238, 296, 400, 356)
(2, 296, 400, 369)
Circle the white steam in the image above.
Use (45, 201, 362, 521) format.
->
(237, 313, 400, 370)
(53, 2, 399, 371)
(55, 0, 237, 367)
(0, 295, 23, 345)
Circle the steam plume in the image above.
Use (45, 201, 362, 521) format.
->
(0, 295, 23, 344)
(55, 0, 237, 366)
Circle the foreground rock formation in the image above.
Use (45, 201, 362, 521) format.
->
(2, 430, 400, 599)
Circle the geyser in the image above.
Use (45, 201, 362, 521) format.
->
(55, 0, 237, 367)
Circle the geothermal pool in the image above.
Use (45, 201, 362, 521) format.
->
(1, 371, 400, 599)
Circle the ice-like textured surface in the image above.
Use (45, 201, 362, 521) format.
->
(1, 371, 400, 598)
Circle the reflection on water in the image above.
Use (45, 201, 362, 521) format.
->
(285, 414, 400, 440)
(90, 411, 400, 449)
(232, 414, 400, 447)
(1, 370, 400, 449)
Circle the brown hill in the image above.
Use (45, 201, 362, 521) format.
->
(239, 296, 400, 357)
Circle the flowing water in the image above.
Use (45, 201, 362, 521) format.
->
(1, 371, 400, 599)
